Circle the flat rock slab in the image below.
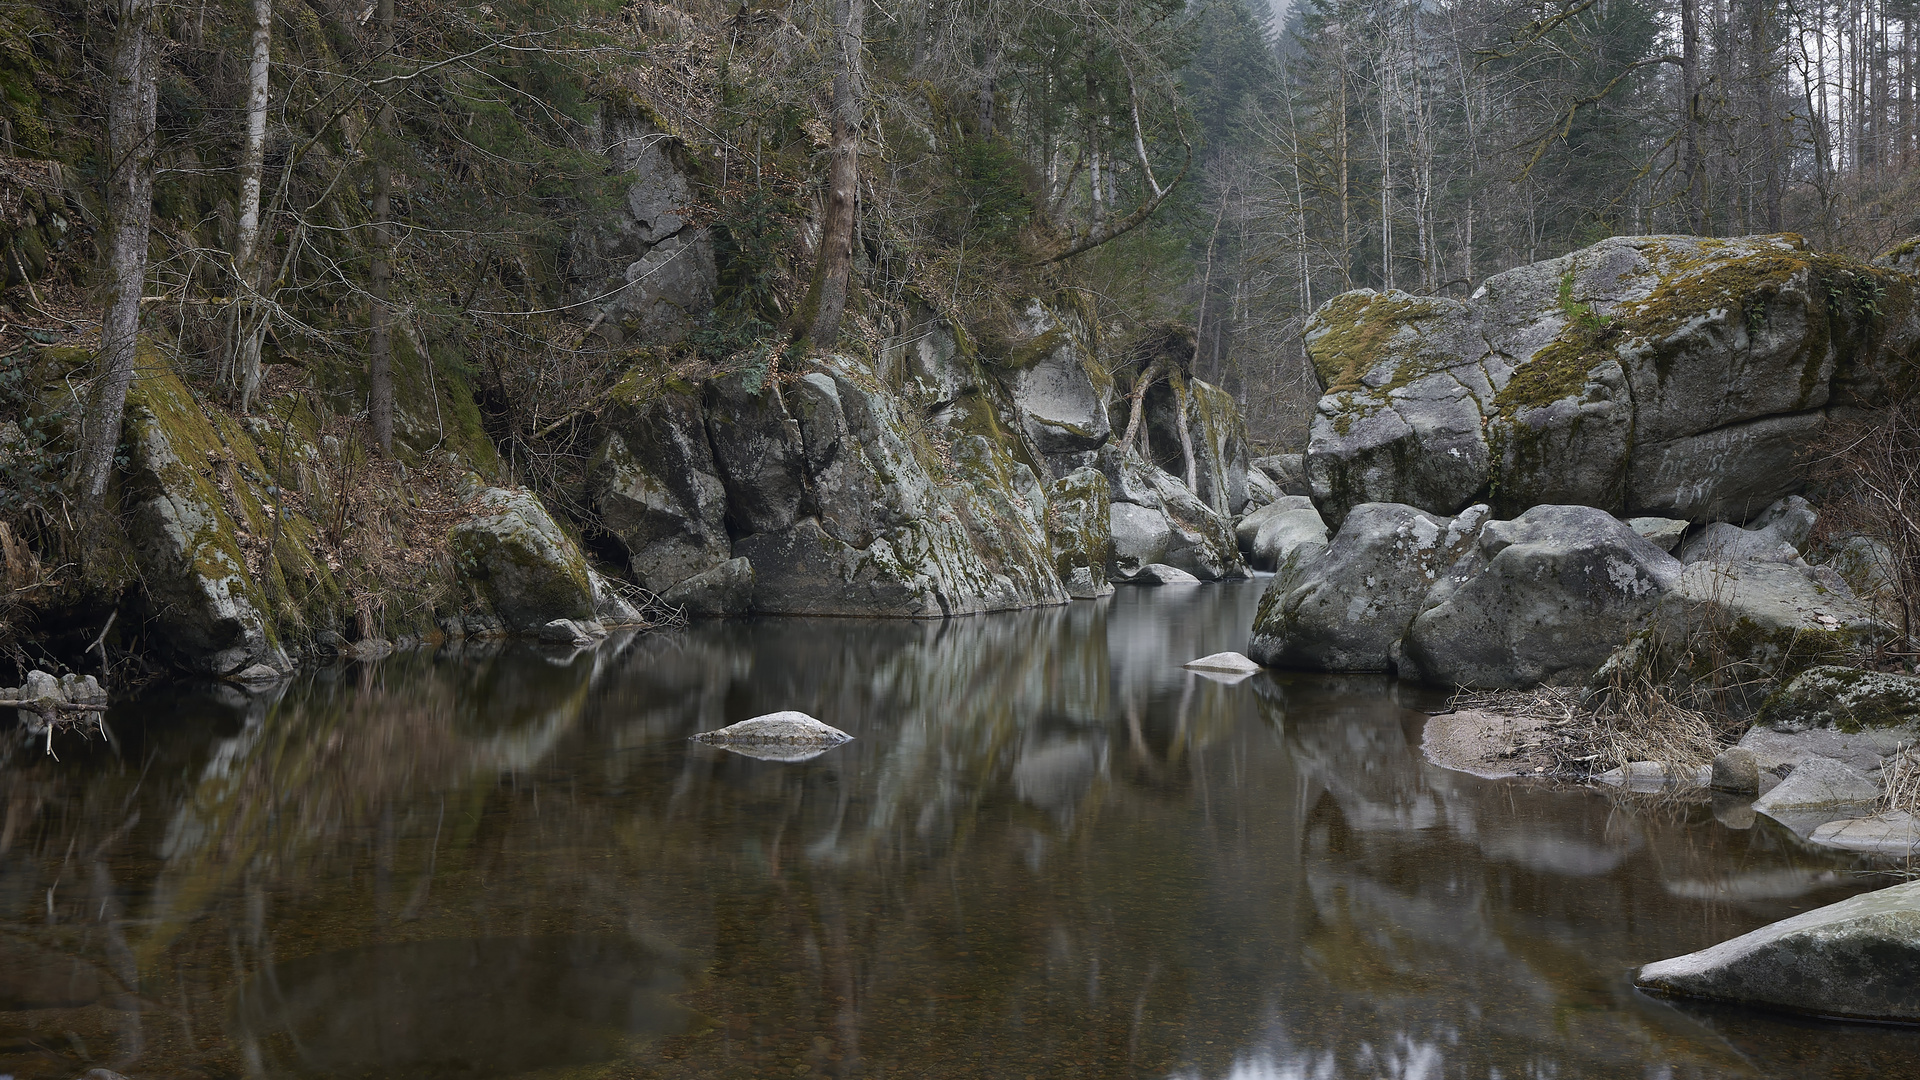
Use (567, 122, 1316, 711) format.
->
(1739, 726, 1916, 776)
(1808, 811, 1920, 857)
(1636, 879, 1920, 1022)
(1751, 754, 1883, 836)
(1184, 652, 1262, 675)
(691, 711, 853, 749)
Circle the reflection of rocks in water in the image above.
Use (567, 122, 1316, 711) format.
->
(1657, 996, 1920, 1076)
(0, 939, 110, 1009)
(1012, 735, 1103, 823)
(233, 936, 693, 1078)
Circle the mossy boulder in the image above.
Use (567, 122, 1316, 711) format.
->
(1757, 665, 1920, 732)
(120, 360, 291, 676)
(1045, 467, 1113, 599)
(449, 487, 597, 633)
(1303, 235, 1920, 527)
(1594, 559, 1893, 712)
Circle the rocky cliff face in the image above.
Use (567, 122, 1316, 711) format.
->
(583, 306, 1252, 617)
(1304, 234, 1920, 529)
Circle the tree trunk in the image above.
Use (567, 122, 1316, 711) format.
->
(231, 0, 273, 413)
(1117, 359, 1167, 458)
(1173, 377, 1198, 494)
(1680, 0, 1705, 232)
(797, 0, 863, 350)
(76, 0, 160, 510)
(368, 0, 395, 455)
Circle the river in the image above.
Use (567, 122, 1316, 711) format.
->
(1, 580, 1915, 1079)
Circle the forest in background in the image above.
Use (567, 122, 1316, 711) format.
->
(2, 0, 1918, 544)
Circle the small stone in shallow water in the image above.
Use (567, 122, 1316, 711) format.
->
(1184, 652, 1262, 675)
(692, 712, 853, 747)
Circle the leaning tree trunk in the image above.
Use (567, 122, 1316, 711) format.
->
(797, 0, 863, 350)
(76, 0, 160, 510)
(1117, 358, 1168, 458)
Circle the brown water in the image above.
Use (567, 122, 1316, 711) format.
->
(2, 580, 1916, 1080)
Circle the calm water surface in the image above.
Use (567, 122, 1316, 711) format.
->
(3, 581, 1916, 1079)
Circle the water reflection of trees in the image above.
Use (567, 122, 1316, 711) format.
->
(2, 585, 1918, 1079)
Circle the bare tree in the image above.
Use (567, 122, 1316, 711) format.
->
(796, 0, 865, 351)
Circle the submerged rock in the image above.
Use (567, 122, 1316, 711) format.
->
(1808, 811, 1920, 857)
(1184, 652, 1261, 674)
(1636, 879, 1920, 1022)
(692, 712, 853, 750)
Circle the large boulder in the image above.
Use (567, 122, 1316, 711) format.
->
(1757, 665, 1920, 731)
(1304, 235, 1920, 529)
(1401, 505, 1685, 688)
(1636, 879, 1920, 1021)
(1596, 559, 1893, 710)
(1248, 502, 1486, 672)
(1234, 496, 1328, 572)
(121, 366, 290, 675)
(450, 487, 598, 633)
(1101, 453, 1245, 582)
(586, 382, 731, 593)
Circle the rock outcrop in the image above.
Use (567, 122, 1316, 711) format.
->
(121, 365, 293, 676)
(1303, 235, 1920, 529)
(1637, 879, 1920, 1022)
(570, 109, 715, 345)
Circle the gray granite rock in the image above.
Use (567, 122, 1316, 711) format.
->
(1636, 879, 1920, 1021)
(1751, 754, 1883, 835)
(661, 557, 754, 618)
(1627, 516, 1689, 553)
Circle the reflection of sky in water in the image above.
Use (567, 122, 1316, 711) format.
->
(2, 580, 1919, 1079)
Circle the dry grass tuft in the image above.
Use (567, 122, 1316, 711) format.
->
(1882, 747, 1920, 815)
(1451, 676, 1746, 780)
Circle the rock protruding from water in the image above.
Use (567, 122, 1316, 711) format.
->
(1303, 234, 1920, 529)
(692, 712, 853, 761)
(1249, 502, 1486, 673)
(1636, 879, 1920, 1022)
(661, 557, 754, 618)
(1184, 652, 1261, 675)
